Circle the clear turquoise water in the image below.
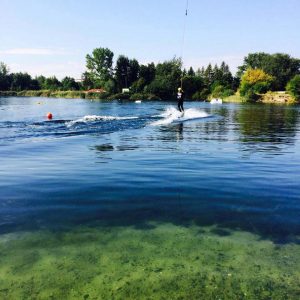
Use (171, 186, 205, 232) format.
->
(0, 97, 299, 299)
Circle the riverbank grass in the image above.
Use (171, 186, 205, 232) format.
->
(223, 93, 245, 103)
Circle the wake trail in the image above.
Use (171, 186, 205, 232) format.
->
(66, 115, 139, 127)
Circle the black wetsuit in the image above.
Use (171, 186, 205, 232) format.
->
(177, 91, 184, 112)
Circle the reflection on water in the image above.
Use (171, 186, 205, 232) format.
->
(93, 144, 114, 152)
(236, 105, 299, 153)
(92, 143, 140, 153)
(237, 105, 299, 140)
(176, 123, 184, 141)
(158, 123, 184, 142)
(153, 104, 299, 155)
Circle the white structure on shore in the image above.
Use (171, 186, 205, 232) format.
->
(210, 98, 223, 104)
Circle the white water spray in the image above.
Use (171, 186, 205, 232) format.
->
(150, 106, 209, 126)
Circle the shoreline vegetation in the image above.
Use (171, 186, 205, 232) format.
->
(0, 90, 295, 104)
(0, 90, 161, 101)
(223, 91, 295, 104)
(1, 49, 300, 104)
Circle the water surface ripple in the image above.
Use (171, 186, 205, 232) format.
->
(0, 97, 299, 244)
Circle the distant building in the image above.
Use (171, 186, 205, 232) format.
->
(85, 88, 106, 93)
(122, 88, 130, 93)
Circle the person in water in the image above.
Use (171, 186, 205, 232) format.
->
(177, 87, 185, 112)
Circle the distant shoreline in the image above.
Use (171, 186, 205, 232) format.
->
(0, 90, 160, 101)
(0, 90, 297, 104)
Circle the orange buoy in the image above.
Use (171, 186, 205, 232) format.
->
(47, 112, 53, 120)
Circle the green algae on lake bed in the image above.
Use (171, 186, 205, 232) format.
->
(0, 223, 299, 299)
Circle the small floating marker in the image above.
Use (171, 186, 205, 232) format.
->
(135, 100, 142, 103)
(47, 112, 53, 120)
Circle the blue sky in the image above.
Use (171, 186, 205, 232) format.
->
(1, 0, 299, 79)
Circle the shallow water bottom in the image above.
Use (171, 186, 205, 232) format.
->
(0, 223, 299, 300)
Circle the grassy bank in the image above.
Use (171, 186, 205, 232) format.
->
(0, 90, 161, 101)
(223, 93, 245, 103)
(0, 90, 86, 99)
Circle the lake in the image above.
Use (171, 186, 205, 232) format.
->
(0, 97, 299, 299)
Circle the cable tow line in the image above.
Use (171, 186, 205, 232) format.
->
(180, 0, 189, 89)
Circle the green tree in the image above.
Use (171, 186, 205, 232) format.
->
(211, 85, 224, 98)
(192, 88, 210, 100)
(238, 52, 300, 90)
(132, 63, 156, 92)
(232, 77, 241, 91)
(209, 62, 234, 90)
(86, 47, 114, 87)
(286, 75, 300, 101)
(131, 78, 146, 93)
(10, 73, 34, 91)
(187, 67, 195, 76)
(237, 53, 270, 77)
(212, 64, 220, 82)
(127, 59, 140, 87)
(270, 53, 300, 90)
(61, 77, 80, 90)
(219, 61, 234, 88)
(103, 79, 117, 94)
(211, 84, 234, 98)
(36, 75, 46, 89)
(115, 55, 130, 90)
(146, 58, 182, 99)
(114, 56, 140, 91)
(139, 63, 156, 84)
(44, 76, 61, 90)
(145, 77, 175, 99)
(204, 63, 214, 87)
(30, 78, 40, 90)
(196, 67, 205, 78)
(0, 62, 11, 90)
(240, 69, 274, 101)
(0, 62, 9, 77)
(81, 72, 94, 90)
(182, 75, 203, 98)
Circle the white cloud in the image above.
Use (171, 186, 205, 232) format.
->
(0, 48, 70, 55)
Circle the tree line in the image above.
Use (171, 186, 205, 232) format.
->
(0, 63, 81, 92)
(1, 49, 300, 101)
